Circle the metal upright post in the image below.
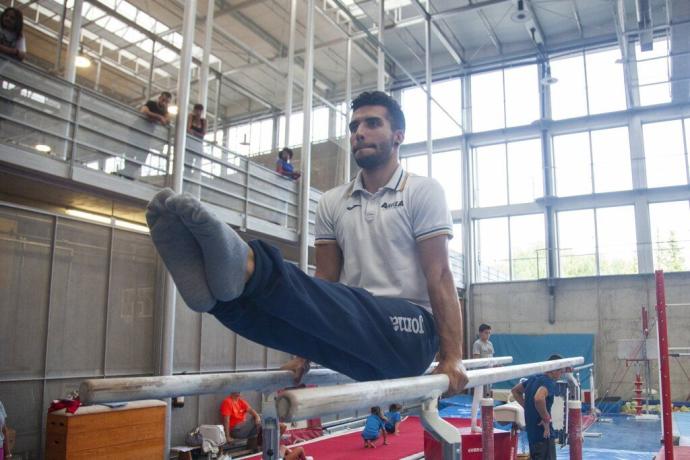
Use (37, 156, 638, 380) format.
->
(146, 39, 156, 101)
(298, 0, 315, 272)
(342, 35, 352, 184)
(284, 0, 297, 147)
(655, 270, 674, 460)
(481, 398, 494, 460)
(568, 400, 583, 460)
(377, 0, 385, 91)
(54, 0, 68, 72)
(64, 0, 84, 83)
(162, 0, 197, 455)
(424, 13, 433, 177)
(199, 0, 215, 113)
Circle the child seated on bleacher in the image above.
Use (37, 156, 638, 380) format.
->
(361, 406, 388, 448)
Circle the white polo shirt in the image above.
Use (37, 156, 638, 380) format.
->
(315, 164, 453, 311)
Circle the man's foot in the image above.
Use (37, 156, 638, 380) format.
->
(165, 193, 250, 302)
(146, 188, 216, 312)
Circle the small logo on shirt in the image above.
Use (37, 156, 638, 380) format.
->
(381, 200, 403, 209)
(390, 314, 425, 334)
(346, 204, 361, 211)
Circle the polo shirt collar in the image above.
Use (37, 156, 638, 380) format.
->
(351, 164, 406, 196)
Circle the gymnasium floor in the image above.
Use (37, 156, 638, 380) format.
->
(242, 397, 687, 459)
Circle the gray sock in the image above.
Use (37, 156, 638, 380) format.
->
(146, 188, 217, 312)
(165, 193, 249, 302)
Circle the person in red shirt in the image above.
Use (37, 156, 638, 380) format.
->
(220, 392, 261, 450)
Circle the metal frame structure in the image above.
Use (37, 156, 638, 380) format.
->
(77, 356, 583, 460)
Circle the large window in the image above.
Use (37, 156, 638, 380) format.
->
(642, 119, 689, 188)
(649, 201, 690, 272)
(636, 38, 671, 106)
(471, 65, 539, 132)
(553, 127, 632, 196)
(474, 213, 545, 282)
(473, 138, 543, 207)
(401, 151, 462, 210)
(401, 78, 462, 143)
(227, 118, 274, 156)
(557, 206, 638, 277)
(550, 47, 626, 120)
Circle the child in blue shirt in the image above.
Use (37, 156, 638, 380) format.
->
(384, 403, 403, 434)
(362, 406, 388, 448)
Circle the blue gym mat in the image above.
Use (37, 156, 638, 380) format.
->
(438, 395, 662, 459)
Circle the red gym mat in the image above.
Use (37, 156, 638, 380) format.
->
(243, 417, 472, 460)
(656, 446, 690, 459)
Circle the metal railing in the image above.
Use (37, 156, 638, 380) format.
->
(0, 57, 319, 236)
(0, 57, 465, 282)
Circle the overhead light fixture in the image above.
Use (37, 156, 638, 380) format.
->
(114, 219, 149, 233)
(75, 55, 91, 68)
(168, 105, 179, 115)
(541, 64, 558, 86)
(75, 45, 91, 68)
(65, 209, 112, 224)
(511, 0, 532, 23)
(35, 144, 52, 153)
(240, 133, 250, 146)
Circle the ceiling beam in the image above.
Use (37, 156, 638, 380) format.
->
(570, 0, 583, 37)
(410, 0, 465, 64)
(477, 9, 502, 53)
(83, 0, 280, 111)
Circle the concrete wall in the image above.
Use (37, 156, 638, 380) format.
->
(250, 140, 357, 192)
(470, 273, 690, 401)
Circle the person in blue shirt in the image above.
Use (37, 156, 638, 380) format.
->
(384, 403, 403, 435)
(511, 354, 566, 460)
(361, 406, 388, 448)
(276, 148, 301, 180)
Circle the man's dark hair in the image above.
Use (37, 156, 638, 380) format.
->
(279, 147, 294, 159)
(478, 323, 491, 333)
(1, 7, 23, 36)
(548, 354, 563, 361)
(351, 91, 405, 132)
(160, 91, 172, 99)
(193, 103, 204, 111)
(389, 403, 402, 412)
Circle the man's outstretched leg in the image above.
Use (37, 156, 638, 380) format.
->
(164, 192, 253, 302)
(146, 188, 216, 312)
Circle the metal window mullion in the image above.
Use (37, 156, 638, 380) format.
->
(69, 88, 82, 172)
(588, 130, 595, 194)
(40, 215, 59, 460)
(593, 208, 600, 275)
(502, 68, 507, 129)
(582, 50, 591, 116)
(681, 118, 690, 185)
(504, 142, 510, 205)
(507, 215, 513, 281)
(103, 226, 114, 376)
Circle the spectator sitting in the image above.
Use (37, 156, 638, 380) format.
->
(187, 103, 207, 138)
(0, 7, 25, 61)
(362, 406, 388, 449)
(141, 91, 172, 126)
(384, 403, 403, 435)
(276, 147, 301, 180)
(220, 392, 261, 452)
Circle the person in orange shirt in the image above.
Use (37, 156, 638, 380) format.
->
(220, 392, 261, 450)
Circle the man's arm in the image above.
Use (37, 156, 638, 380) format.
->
(281, 242, 344, 383)
(223, 415, 233, 443)
(140, 105, 169, 125)
(247, 405, 261, 424)
(511, 382, 525, 407)
(534, 386, 551, 421)
(417, 235, 468, 394)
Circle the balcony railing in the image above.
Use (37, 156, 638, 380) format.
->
(0, 57, 464, 284)
(0, 57, 319, 240)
